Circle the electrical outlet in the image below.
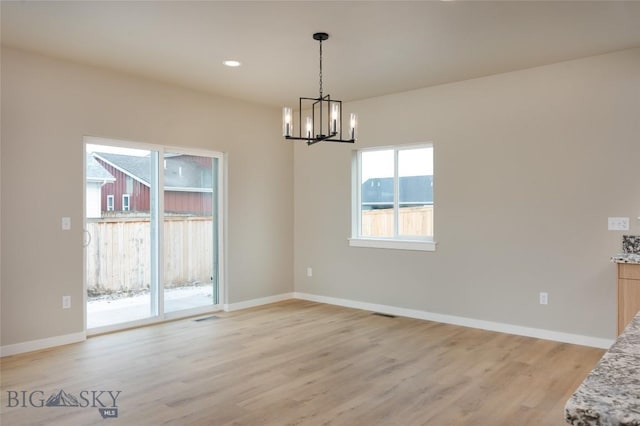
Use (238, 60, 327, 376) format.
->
(539, 292, 548, 305)
(62, 296, 71, 309)
(307, 267, 313, 277)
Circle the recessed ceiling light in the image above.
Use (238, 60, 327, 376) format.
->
(223, 60, 241, 67)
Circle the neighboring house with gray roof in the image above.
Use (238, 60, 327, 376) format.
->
(92, 152, 213, 215)
(362, 175, 433, 209)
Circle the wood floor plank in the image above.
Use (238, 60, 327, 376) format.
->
(1, 300, 604, 425)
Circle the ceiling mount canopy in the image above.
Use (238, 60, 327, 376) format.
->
(313, 31, 329, 42)
(283, 32, 357, 146)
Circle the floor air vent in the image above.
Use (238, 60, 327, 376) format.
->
(194, 315, 219, 322)
(372, 312, 397, 318)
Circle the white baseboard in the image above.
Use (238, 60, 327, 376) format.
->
(1, 331, 86, 357)
(224, 292, 294, 312)
(293, 292, 614, 349)
(1, 293, 293, 357)
(1, 292, 613, 356)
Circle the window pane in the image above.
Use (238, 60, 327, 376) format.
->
(361, 150, 394, 238)
(398, 147, 433, 237)
(163, 153, 218, 313)
(86, 145, 154, 328)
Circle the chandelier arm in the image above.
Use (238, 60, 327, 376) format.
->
(285, 136, 355, 144)
(321, 138, 356, 144)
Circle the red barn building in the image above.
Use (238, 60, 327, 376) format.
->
(93, 152, 213, 215)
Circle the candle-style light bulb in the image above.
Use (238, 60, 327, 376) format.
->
(306, 117, 313, 140)
(349, 113, 358, 141)
(330, 103, 340, 134)
(282, 107, 293, 137)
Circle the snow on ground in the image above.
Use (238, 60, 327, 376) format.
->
(87, 285, 215, 328)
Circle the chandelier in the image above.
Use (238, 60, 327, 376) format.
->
(282, 32, 357, 145)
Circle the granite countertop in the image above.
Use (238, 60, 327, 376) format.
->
(565, 312, 640, 425)
(611, 253, 640, 264)
(611, 236, 640, 264)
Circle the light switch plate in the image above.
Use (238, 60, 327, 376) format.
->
(61, 217, 71, 231)
(608, 217, 629, 231)
(539, 292, 548, 305)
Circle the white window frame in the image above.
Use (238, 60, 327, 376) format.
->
(106, 195, 114, 211)
(349, 143, 436, 252)
(122, 194, 131, 212)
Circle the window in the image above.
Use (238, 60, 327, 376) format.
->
(106, 195, 114, 211)
(350, 144, 435, 251)
(122, 194, 130, 211)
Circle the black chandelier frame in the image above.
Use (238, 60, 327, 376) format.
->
(283, 32, 357, 146)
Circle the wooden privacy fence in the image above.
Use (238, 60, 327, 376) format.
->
(86, 217, 213, 292)
(86, 208, 429, 292)
(361, 206, 433, 238)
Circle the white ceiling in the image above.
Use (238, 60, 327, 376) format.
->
(2, 1, 640, 108)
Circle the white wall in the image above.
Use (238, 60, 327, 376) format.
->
(0, 47, 293, 348)
(3, 46, 638, 353)
(294, 48, 640, 341)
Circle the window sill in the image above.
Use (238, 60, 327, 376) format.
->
(348, 238, 437, 252)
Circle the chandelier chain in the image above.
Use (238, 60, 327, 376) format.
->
(319, 38, 323, 98)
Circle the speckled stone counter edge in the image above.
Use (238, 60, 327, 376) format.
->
(611, 253, 640, 264)
(565, 312, 640, 425)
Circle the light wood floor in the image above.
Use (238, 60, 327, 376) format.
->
(1, 300, 604, 425)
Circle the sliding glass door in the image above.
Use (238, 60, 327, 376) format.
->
(163, 152, 219, 313)
(85, 139, 223, 331)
